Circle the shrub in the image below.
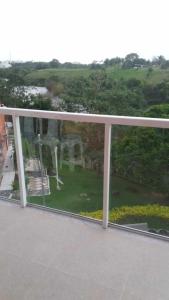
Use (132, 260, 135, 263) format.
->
(81, 204, 169, 223)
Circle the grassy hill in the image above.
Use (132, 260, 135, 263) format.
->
(24, 66, 169, 85)
(107, 67, 169, 83)
(25, 68, 91, 83)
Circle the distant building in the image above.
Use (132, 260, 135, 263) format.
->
(0, 61, 12, 69)
(23, 86, 48, 96)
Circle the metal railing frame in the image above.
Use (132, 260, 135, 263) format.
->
(1, 107, 169, 230)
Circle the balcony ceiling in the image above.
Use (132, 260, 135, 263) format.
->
(0, 201, 168, 300)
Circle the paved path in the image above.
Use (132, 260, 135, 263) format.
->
(0, 145, 15, 191)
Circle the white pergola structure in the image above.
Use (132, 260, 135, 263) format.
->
(60, 134, 85, 171)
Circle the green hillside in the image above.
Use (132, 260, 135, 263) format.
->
(24, 66, 169, 84)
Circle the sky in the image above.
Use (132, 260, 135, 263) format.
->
(1, 0, 169, 63)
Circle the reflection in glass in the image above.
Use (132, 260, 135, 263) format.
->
(21, 117, 104, 218)
(0, 115, 19, 201)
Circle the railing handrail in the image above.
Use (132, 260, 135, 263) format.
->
(1, 106, 169, 233)
(0, 107, 169, 128)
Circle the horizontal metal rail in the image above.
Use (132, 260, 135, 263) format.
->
(0, 107, 169, 128)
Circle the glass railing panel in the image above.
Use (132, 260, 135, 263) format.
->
(109, 125, 169, 237)
(0, 114, 20, 202)
(21, 117, 104, 218)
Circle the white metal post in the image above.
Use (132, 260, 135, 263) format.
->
(103, 124, 112, 229)
(12, 115, 27, 207)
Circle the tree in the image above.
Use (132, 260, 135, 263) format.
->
(104, 57, 123, 67)
(112, 104, 169, 195)
(46, 80, 64, 96)
(49, 59, 60, 68)
(152, 55, 166, 66)
(122, 53, 139, 68)
(161, 60, 169, 69)
(122, 53, 147, 69)
(144, 103, 169, 118)
(125, 53, 139, 62)
(144, 81, 169, 104)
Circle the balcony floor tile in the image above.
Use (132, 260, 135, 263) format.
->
(0, 201, 168, 300)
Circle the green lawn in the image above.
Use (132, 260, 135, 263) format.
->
(28, 167, 161, 213)
(27, 166, 169, 231)
(28, 167, 103, 213)
(109, 176, 161, 209)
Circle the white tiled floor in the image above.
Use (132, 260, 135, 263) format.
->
(0, 201, 168, 300)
